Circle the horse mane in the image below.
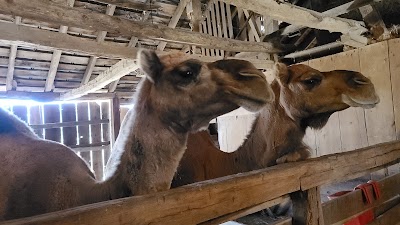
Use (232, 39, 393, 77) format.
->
(0, 107, 38, 138)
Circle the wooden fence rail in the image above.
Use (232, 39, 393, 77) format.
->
(2, 140, 399, 225)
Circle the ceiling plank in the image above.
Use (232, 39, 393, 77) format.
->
(157, 0, 191, 51)
(81, 4, 116, 86)
(45, 0, 75, 92)
(91, 0, 160, 11)
(60, 59, 139, 100)
(0, 22, 138, 59)
(5, 16, 21, 91)
(220, 0, 366, 34)
(0, 0, 281, 53)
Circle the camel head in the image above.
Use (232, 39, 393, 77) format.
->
(138, 50, 274, 132)
(274, 63, 379, 129)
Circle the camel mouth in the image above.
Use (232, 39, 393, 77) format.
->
(342, 94, 380, 109)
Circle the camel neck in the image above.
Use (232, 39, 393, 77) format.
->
(103, 102, 188, 198)
(234, 81, 306, 170)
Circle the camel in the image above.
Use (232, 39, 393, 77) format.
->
(0, 50, 273, 221)
(172, 63, 380, 188)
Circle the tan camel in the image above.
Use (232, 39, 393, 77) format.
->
(172, 63, 379, 187)
(0, 50, 273, 221)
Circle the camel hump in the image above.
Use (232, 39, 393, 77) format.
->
(0, 108, 36, 137)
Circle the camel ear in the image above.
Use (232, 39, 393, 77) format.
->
(274, 63, 291, 85)
(138, 50, 164, 83)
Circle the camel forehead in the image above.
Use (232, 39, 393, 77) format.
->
(288, 64, 320, 77)
(159, 52, 194, 69)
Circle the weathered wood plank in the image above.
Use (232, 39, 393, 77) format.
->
(101, 101, 111, 166)
(30, 119, 109, 129)
(360, 41, 396, 145)
(200, 196, 290, 225)
(5, 16, 21, 91)
(43, 104, 61, 142)
(291, 187, 324, 225)
(61, 103, 77, 147)
(322, 173, 400, 225)
(0, 0, 281, 53)
(90, 102, 103, 180)
(29, 105, 44, 138)
(4, 140, 400, 225)
(81, 4, 116, 86)
(76, 102, 91, 168)
(157, 0, 190, 51)
(332, 49, 368, 152)
(60, 59, 139, 100)
(368, 203, 400, 225)
(220, 0, 366, 34)
(0, 22, 138, 59)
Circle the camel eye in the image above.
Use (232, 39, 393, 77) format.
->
(185, 70, 193, 76)
(302, 77, 321, 89)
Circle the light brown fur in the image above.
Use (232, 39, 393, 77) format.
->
(0, 50, 273, 221)
(172, 63, 380, 187)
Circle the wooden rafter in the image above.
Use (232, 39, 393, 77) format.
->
(92, 0, 160, 11)
(45, 0, 75, 92)
(81, 4, 116, 86)
(243, 10, 260, 42)
(157, 0, 191, 51)
(60, 59, 139, 100)
(5, 16, 21, 91)
(0, 22, 138, 59)
(107, 36, 140, 93)
(220, 0, 366, 35)
(280, 1, 359, 36)
(0, 0, 281, 53)
(0, 22, 273, 70)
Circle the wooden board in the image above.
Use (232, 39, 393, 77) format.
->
(332, 49, 369, 152)
(90, 102, 103, 180)
(76, 102, 91, 168)
(308, 57, 342, 156)
(5, 140, 400, 225)
(43, 104, 61, 142)
(360, 41, 396, 145)
(101, 101, 111, 168)
(61, 103, 77, 147)
(322, 173, 400, 225)
(29, 105, 44, 138)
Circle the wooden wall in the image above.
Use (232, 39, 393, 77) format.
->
(2, 100, 113, 180)
(216, 39, 400, 175)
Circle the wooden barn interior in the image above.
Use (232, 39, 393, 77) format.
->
(0, 0, 399, 224)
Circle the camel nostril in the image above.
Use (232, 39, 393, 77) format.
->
(353, 77, 370, 85)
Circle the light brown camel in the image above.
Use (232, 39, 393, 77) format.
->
(172, 63, 379, 187)
(0, 50, 273, 221)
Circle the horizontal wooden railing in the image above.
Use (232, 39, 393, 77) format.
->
(2, 140, 400, 225)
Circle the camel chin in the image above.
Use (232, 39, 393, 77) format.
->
(342, 94, 380, 109)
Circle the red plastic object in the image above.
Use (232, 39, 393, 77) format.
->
(328, 180, 381, 225)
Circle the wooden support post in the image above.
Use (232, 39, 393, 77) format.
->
(111, 96, 120, 142)
(291, 187, 324, 225)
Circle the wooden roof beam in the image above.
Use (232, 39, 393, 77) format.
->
(157, 0, 190, 51)
(0, 0, 281, 53)
(0, 22, 138, 59)
(220, 0, 367, 35)
(5, 16, 21, 91)
(91, 0, 160, 11)
(81, 4, 116, 86)
(44, 0, 75, 92)
(60, 59, 139, 100)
